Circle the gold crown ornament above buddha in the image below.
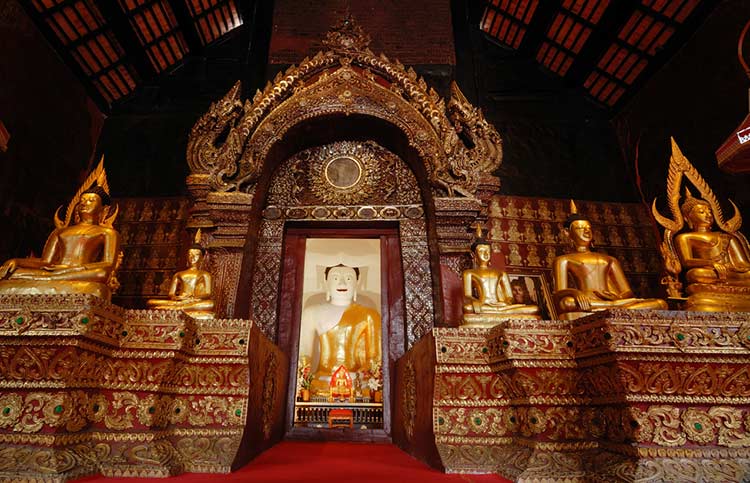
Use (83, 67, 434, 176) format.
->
(653, 138, 750, 312)
(0, 158, 122, 301)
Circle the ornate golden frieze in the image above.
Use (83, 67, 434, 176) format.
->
(426, 310, 750, 480)
(187, 27, 502, 199)
(0, 294, 289, 481)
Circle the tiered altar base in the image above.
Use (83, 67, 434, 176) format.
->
(395, 310, 750, 482)
(0, 295, 288, 481)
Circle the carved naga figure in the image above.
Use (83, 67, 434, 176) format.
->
(653, 138, 750, 311)
(438, 81, 504, 197)
(186, 18, 503, 199)
(186, 81, 251, 191)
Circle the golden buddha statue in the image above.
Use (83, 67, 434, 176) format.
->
(552, 201, 667, 320)
(147, 231, 215, 319)
(303, 264, 381, 395)
(0, 160, 121, 300)
(462, 227, 541, 326)
(653, 138, 750, 311)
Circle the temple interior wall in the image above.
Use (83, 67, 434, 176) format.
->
(613, 0, 750, 234)
(0, 1, 104, 263)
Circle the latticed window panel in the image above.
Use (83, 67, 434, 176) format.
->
(118, 0, 189, 73)
(183, 0, 242, 46)
(30, 0, 138, 104)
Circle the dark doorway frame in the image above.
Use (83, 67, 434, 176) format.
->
(278, 221, 405, 442)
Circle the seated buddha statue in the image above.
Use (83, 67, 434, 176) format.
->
(0, 162, 121, 301)
(675, 193, 750, 286)
(303, 264, 381, 396)
(552, 201, 666, 320)
(653, 138, 750, 311)
(461, 228, 541, 327)
(147, 232, 215, 319)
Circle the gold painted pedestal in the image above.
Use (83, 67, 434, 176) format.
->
(398, 310, 750, 482)
(687, 283, 750, 312)
(462, 313, 541, 328)
(0, 294, 287, 481)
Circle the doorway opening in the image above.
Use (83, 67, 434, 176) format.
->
(279, 223, 404, 441)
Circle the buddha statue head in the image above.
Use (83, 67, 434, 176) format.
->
(187, 243, 205, 268)
(563, 201, 593, 250)
(324, 264, 360, 305)
(469, 224, 493, 267)
(680, 189, 713, 230)
(76, 185, 111, 220)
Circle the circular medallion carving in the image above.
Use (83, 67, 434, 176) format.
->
(308, 142, 381, 205)
(325, 156, 362, 189)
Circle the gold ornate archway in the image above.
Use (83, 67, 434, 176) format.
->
(186, 19, 503, 337)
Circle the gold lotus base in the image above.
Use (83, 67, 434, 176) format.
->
(461, 313, 541, 328)
(0, 279, 111, 300)
(686, 283, 750, 312)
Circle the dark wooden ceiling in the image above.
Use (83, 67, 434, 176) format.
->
(479, 0, 719, 109)
(19, 0, 246, 109)
(19, 0, 720, 113)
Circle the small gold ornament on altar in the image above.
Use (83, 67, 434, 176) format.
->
(0, 158, 122, 301)
(461, 225, 541, 326)
(146, 229, 216, 319)
(653, 138, 750, 311)
(552, 201, 666, 320)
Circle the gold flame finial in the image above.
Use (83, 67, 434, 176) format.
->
(569, 199, 578, 215)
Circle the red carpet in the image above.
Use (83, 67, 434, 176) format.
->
(79, 441, 511, 482)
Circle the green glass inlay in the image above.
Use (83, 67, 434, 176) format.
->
(235, 409, 242, 417)
(121, 330, 128, 337)
(179, 331, 185, 338)
(482, 347, 488, 353)
(148, 406, 155, 414)
(81, 317, 89, 325)
(676, 333, 685, 341)
(438, 417, 444, 425)
(54, 405, 63, 414)
(694, 422, 703, 430)
(474, 417, 482, 426)
(2, 407, 10, 415)
(93, 404, 100, 412)
(603, 332, 612, 340)
(530, 417, 538, 424)
(15, 317, 23, 325)
(502, 341, 509, 347)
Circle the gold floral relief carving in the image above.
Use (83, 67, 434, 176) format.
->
(187, 22, 502, 198)
(402, 359, 416, 441)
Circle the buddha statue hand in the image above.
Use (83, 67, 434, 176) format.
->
(556, 288, 591, 312)
(0, 259, 18, 279)
(714, 262, 729, 281)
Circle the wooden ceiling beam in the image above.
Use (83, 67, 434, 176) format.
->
(16, 0, 111, 111)
(166, 0, 203, 53)
(96, 0, 156, 83)
(565, 1, 635, 87)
